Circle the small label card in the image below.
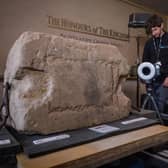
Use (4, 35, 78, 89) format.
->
(121, 117, 147, 125)
(0, 139, 11, 145)
(33, 134, 70, 145)
(89, 124, 120, 133)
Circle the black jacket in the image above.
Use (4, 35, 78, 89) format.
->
(143, 32, 168, 82)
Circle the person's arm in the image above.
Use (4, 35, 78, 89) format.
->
(161, 56, 168, 87)
(163, 77, 168, 87)
(161, 33, 168, 87)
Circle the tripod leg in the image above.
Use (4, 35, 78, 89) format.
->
(150, 96, 164, 124)
(142, 95, 150, 109)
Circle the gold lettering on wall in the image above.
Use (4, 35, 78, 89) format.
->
(47, 16, 129, 41)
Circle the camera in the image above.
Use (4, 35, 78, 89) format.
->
(137, 61, 161, 83)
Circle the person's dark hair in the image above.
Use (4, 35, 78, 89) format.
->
(146, 14, 164, 35)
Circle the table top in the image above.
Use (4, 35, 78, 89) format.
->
(17, 124, 168, 168)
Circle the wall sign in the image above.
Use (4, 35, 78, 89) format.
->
(47, 16, 129, 41)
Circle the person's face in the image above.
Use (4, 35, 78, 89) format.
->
(151, 23, 164, 38)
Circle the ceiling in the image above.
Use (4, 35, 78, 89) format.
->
(130, 0, 168, 15)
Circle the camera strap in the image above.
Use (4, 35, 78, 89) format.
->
(153, 36, 162, 61)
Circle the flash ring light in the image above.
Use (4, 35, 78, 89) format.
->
(137, 62, 155, 82)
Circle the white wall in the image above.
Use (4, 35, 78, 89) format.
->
(0, 0, 155, 74)
(0, 0, 164, 106)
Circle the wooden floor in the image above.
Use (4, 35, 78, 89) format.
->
(17, 124, 168, 168)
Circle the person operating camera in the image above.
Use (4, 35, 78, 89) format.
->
(142, 14, 168, 113)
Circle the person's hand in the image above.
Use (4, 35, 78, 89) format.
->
(163, 77, 168, 87)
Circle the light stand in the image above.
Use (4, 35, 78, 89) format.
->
(136, 36, 141, 108)
(127, 29, 143, 110)
(128, 13, 152, 109)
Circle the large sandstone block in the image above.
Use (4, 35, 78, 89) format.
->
(4, 31, 130, 134)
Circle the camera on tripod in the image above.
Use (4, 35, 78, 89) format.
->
(137, 61, 161, 84)
(137, 61, 164, 124)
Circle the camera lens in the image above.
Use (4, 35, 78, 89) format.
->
(142, 67, 151, 75)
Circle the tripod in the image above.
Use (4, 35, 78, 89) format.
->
(142, 83, 164, 124)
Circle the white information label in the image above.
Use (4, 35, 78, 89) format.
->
(121, 117, 147, 125)
(33, 134, 70, 145)
(0, 139, 11, 145)
(89, 124, 120, 133)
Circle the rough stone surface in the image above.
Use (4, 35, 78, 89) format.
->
(4, 31, 130, 134)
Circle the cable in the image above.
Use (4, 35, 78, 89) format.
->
(0, 82, 10, 130)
